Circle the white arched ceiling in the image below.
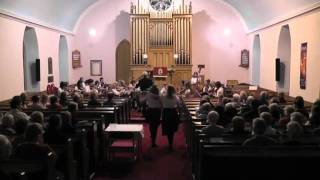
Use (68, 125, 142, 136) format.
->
(1, 0, 319, 31)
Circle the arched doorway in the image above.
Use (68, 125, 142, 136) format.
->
(116, 39, 130, 82)
(23, 27, 40, 92)
(252, 34, 261, 86)
(277, 25, 291, 93)
(59, 35, 69, 82)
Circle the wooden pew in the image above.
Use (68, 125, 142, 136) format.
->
(50, 138, 76, 180)
(0, 152, 57, 180)
(196, 143, 320, 180)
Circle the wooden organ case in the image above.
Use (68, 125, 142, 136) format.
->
(130, 1, 193, 87)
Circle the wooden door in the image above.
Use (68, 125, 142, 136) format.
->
(116, 40, 131, 82)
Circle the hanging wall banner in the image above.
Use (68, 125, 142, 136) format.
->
(300, 43, 307, 89)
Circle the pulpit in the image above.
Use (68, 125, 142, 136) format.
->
(129, 0, 193, 87)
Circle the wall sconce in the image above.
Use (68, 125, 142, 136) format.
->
(174, 54, 179, 64)
(142, 53, 148, 64)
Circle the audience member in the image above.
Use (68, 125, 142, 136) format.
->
(30, 111, 45, 127)
(260, 112, 277, 136)
(6, 96, 30, 122)
(14, 123, 55, 161)
(44, 115, 66, 144)
(0, 135, 12, 161)
(12, 118, 29, 147)
(243, 118, 277, 146)
(229, 116, 250, 136)
(30, 95, 44, 110)
(40, 94, 49, 108)
(47, 96, 63, 111)
(88, 92, 101, 107)
(282, 121, 304, 145)
(0, 114, 16, 140)
(201, 111, 225, 137)
(279, 105, 295, 129)
(294, 96, 309, 118)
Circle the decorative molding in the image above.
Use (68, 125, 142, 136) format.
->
(0, 9, 75, 36)
(248, 1, 320, 34)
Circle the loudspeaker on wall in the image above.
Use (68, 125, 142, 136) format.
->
(36, 59, 40, 81)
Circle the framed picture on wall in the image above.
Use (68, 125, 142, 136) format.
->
(90, 60, 102, 76)
(240, 49, 249, 68)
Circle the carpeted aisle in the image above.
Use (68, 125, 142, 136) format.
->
(94, 121, 193, 180)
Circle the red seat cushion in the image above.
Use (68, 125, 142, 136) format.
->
(111, 139, 134, 148)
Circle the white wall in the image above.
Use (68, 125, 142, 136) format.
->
(250, 9, 320, 102)
(73, 0, 250, 84)
(0, 16, 74, 101)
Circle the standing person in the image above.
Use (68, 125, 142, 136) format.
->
(136, 72, 153, 91)
(161, 86, 180, 151)
(143, 85, 162, 147)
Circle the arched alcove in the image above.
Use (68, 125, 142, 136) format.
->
(116, 39, 130, 82)
(59, 35, 69, 82)
(252, 34, 261, 86)
(23, 27, 40, 92)
(277, 25, 291, 93)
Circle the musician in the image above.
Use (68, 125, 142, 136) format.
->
(160, 83, 168, 96)
(191, 72, 201, 85)
(136, 72, 153, 91)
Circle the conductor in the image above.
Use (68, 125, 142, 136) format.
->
(136, 72, 154, 91)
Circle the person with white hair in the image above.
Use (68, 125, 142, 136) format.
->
(232, 93, 241, 108)
(201, 111, 225, 137)
(281, 121, 304, 145)
(0, 134, 12, 161)
(0, 114, 16, 140)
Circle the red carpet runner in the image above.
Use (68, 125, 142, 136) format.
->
(95, 121, 192, 180)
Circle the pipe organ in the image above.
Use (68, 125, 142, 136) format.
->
(130, 0, 193, 87)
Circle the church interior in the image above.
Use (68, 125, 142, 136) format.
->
(1, 0, 320, 179)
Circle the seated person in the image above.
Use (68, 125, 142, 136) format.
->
(258, 104, 270, 115)
(6, 96, 30, 122)
(44, 115, 67, 144)
(223, 103, 237, 126)
(269, 103, 282, 124)
(201, 111, 225, 137)
(278, 92, 287, 104)
(214, 81, 224, 97)
(20, 92, 28, 109)
(243, 118, 277, 146)
(14, 123, 55, 161)
(72, 93, 84, 109)
(259, 91, 269, 106)
(59, 92, 69, 108)
(40, 94, 49, 108)
(104, 91, 115, 106)
(47, 95, 63, 111)
(30, 111, 45, 127)
(0, 114, 16, 141)
(196, 102, 214, 120)
(228, 116, 250, 136)
(87, 92, 101, 107)
(76, 77, 85, 91)
(279, 105, 295, 129)
(281, 121, 304, 145)
(12, 118, 29, 148)
(308, 105, 320, 129)
(260, 112, 277, 136)
(0, 135, 12, 161)
(294, 96, 309, 119)
(30, 95, 44, 110)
